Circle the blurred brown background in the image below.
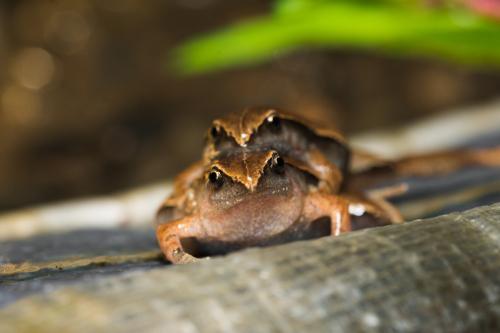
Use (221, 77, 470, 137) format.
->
(1, 0, 500, 211)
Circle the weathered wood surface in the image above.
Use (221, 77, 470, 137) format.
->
(1, 204, 500, 332)
(0, 229, 162, 307)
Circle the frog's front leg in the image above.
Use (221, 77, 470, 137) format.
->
(302, 191, 352, 235)
(302, 191, 401, 235)
(156, 216, 203, 264)
(306, 147, 344, 192)
(286, 148, 343, 193)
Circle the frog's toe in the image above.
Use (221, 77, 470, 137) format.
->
(170, 248, 199, 264)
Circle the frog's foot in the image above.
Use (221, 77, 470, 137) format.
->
(171, 248, 200, 264)
(303, 191, 405, 234)
(303, 192, 352, 236)
(156, 216, 202, 265)
(364, 183, 407, 224)
(356, 196, 403, 224)
(286, 149, 343, 193)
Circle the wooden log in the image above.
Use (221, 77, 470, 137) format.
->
(1, 204, 499, 332)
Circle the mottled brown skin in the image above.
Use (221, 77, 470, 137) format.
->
(205, 107, 349, 192)
(156, 150, 389, 264)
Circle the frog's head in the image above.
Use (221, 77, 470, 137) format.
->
(203, 150, 294, 202)
(205, 107, 350, 177)
(197, 150, 309, 242)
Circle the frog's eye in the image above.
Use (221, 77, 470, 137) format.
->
(208, 169, 224, 188)
(266, 115, 281, 131)
(270, 154, 285, 174)
(210, 126, 220, 139)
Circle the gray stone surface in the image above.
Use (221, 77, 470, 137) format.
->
(1, 204, 499, 332)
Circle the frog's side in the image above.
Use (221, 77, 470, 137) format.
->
(156, 150, 387, 264)
(205, 107, 349, 192)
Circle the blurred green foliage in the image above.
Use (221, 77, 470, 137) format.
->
(171, 0, 500, 75)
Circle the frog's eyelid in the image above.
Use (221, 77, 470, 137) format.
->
(206, 167, 220, 179)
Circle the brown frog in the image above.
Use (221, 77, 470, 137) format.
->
(156, 149, 385, 264)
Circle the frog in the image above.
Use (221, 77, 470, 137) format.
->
(204, 107, 350, 192)
(156, 149, 389, 264)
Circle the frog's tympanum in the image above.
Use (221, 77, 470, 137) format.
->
(157, 107, 500, 264)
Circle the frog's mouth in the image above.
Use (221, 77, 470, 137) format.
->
(191, 216, 331, 256)
(203, 172, 305, 242)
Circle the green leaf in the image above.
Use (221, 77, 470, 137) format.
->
(171, 1, 500, 75)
